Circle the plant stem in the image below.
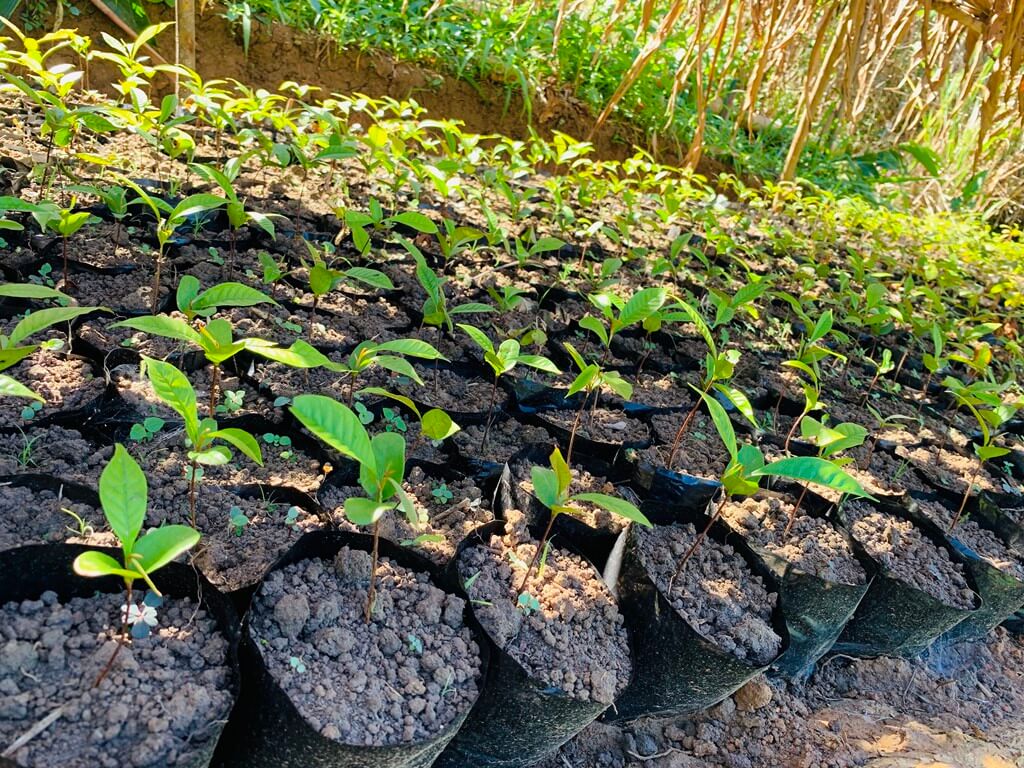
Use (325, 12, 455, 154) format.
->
(364, 521, 380, 623)
(481, 375, 498, 452)
(188, 456, 199, 528)
(94, 581, 132, 688)
(209, 363, 220, 416)
(949, 463, 980, 532)
(860, 372, 879, 406)
(893, 349, 908, 383)
(861, 435, 878, 471)
(783, 410, 806, 453)
(61, 235, 70, 291)
(517, 513, 557, 596)
(784, 483, 809, 536)
(150, 250, 163, 314)
(565, 395, 587, 467)
(667, 381, 712, 469)
(667, 492, 729, 596)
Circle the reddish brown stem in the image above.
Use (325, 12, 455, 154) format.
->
(365, 521, 380, 623)
(517, 514, 557, 596)
(667, 382, 712, 468)
(94, 581, 132, 688)
(480, 376, 498, 452)
(150, 252, 163, 314)
(667, 493, 729, 596)
(784, 484, 809, 536)
(565, 396, 587, 467)
(208, 363, 220, 417)
(949, 464, 980, 532)
(783, 411, 806, 454)
(188, 456, 199, 528)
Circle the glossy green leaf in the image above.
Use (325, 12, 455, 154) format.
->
(9, 306, 106, 347)
(72, 550, 136, 581)
(344, 496, 392, 526)
(99, 443, 148, 553)
(373, 338, 446, 359)
(134, 525, 200, 573)
(143, 357, 199, 438)
(573, 493, 651, 527)
(617, 286, 667, 330)
(0, 374, 42, 401)
(290, 394, 375, 473)
(421, 408, 459, 440)
(193, 282, 276, 312)
(113, 315, 202, 344)
(210, 428, 264, 466)
(753, 456, 872, 498)
(531, 466, 561, 510)
(0, 283, 70, 301)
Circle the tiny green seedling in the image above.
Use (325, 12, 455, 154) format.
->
(431, 481, 454, 504)
(229, 506, 249, 536)
(130, 416, 166, 443)
(289, 656, 307, 674)
(73, 444, 200, 687)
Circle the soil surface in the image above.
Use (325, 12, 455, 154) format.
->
(0, 483, 106, 550)
(458, 511, 631, 704)
(539, 629, 1024, 768)
(721, 495, 866, 585)
(248, 548, 482, 745)
(915, 497, 1024, 582)
(633, 522, 782, 665)
(0, 589, 233, 768)
(842, 501, 976, 610)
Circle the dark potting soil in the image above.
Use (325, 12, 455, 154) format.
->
(58, 264, 159, 314)
(396, 366, 507, 414)
(539, 408, 650, 445)
(0, 484, 108, 551)
(458, 511, 631, 704)
(321, 466, 490, 564)
(843, 501, 976, 609)
(721, 495, 866, 585)
(644, 411, 730, 478)
(633, 523, 782, 665)
(248, 548, 482, 745)
(452, 418, 553, 465)
(76, 316, 187, 361)
(915, 497, 1024, 582)
(0, 426, 106, 484)
(0, 590, 233, 768)
(0, 351, 104, 428)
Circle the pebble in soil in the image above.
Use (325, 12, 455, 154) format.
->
(721, 495, 866, 585)
(458, 510, 631, 704)
(248, 548, 482, 745)
(842, 500, 976, 609)
(634, 522, 783, 665)
(0, 590, 234, 768)
(322, 466, 491, 565)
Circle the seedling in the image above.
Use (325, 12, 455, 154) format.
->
(946, 392, 1015, 530)
(289, 394, 420, 622)
(666, 391, 872, 590)
(289, 656, 307, 673)
(300, 241, 394, 332)
(458, 323, 560, 449)
(73, 444, 200, 686)
(518, 446, 650, 598)
(329, 337, 447, 406)
(217, 389, 245, 414)
(31, 198, 98, 291)
(142, 357, 263, 526)
(129, 416, 166, 443)
(561, 342, 633, 465)
(579, 286, 668, 365)
(431, 481, 454, 504)
(664, 300, 756, 469)
(229, 506, 249, 536)
(119, 179, 225, 313)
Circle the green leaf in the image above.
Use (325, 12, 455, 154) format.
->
(457, 323, 495, 355)
(713, 384, 758, 430)
(391, 211, 438, 234)
(375, 355, 424, 384)
(99, 443, 148, 553)
(617, 286, 667, 329)
(344, 267, 395, 291)
(808, 310, 834, 345)
(518, 354, 560, 374)
(344, 496, 392, 526)
(357, 387, 422, 419)
(567, 365, 599, 397)
(753, 456, 872, 499)
(168, 193, 225, 223)
(0, 283, 70, 301)
(976, 445, 1010, 462)
(449, 302, 494, 316)
(193, 282, 276, 312)
(602, 371, 633, 400)
(72, 550, 136, 581)
(670, 301, 715, 358)
(251, 339, 333, 369)
(550, 447, 573, 496)
(0, 346, 37, 373)
(9, 306, 106, 346)
(176, 275, 202, 313)
(421, 408, 459, 440)
(191, 445, 233, 465)
(579, 315, 609, 346)
(290, 394, 375, 473)
(373, 338, 446, 359)
(531, 466, 561, 510)
(694, 386, 737, 460)
(368, 432, 405, 500)
(572, 493, 651, 527)
(133, 525, 200, 573)
(900, 142, 941, 177)
(143, 357, 199, 438)
(112, 315, 202, 344)
(210, 428, 264, 466)
(0, 374, 42, 401)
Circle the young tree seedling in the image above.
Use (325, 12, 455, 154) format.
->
(73, 444, 200, 686)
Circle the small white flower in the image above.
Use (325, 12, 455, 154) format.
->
(121, 602, 158, 627)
